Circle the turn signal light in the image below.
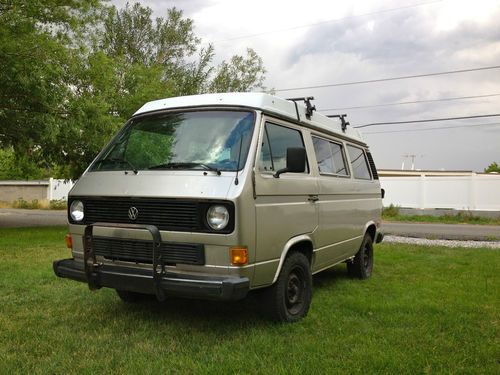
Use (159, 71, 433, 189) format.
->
(65, 234, 73, 249)
(230, 247, 248, 266)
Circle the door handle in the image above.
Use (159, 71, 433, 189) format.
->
(308, 195, 319, 202)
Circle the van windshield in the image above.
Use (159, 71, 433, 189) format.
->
(91, 110, 255, 172)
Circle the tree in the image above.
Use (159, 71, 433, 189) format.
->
(484, 162, 500, 173)
(0, 1, 267, 180)
(0, 0, 102, 177)
(210, 48, 266, 93)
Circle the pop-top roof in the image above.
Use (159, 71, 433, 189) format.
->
(134, 92, 364, 143)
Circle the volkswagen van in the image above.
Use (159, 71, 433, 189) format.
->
(53, 93, 383, 322)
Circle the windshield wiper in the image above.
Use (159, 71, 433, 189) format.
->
(95, 157, 138, 174)
(148, 162, 221, 175)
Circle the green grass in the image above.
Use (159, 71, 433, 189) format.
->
(1, 227, 499, 374)
(382, 205, 500, 225)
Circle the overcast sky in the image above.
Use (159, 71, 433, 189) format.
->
(111, 0, 500, 171)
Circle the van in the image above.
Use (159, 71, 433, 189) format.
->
(53, 93, 383, 322)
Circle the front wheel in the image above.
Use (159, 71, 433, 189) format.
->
(347, 234, 374, 279)
(264, 252, 312, 322)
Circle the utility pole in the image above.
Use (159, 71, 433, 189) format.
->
(401, 154, 417, 170)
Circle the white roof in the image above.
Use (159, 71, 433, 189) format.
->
(134, 92, 364, 143)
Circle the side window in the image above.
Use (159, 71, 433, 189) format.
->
(312, 136, 348, 176)
(313, 137, 334, 173)
(259, 122, 308, 173)
(347, 145, 371, 180)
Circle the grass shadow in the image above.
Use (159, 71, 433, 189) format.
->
(89, 264, 353, 328)
(93, 289, 272, 330)
(312, 264, 351, 289)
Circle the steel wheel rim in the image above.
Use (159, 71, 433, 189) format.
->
(285, 267, 305, 314)
(363, 245, 372, 271)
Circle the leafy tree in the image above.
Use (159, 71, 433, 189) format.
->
(0, 0, 102, 177)
(210, 48, 266, 93)
(0, 1, 267, 180)
(484, 162, 500, 173)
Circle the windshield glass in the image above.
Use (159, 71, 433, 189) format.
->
(90, 110, 255, 172)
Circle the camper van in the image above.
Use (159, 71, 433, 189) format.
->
(53, 93, 383, 322)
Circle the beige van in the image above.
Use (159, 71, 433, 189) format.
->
(53, 93, 383, 322)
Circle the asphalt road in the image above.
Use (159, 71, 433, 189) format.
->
(383, 221, 500, 241)
(0, 208, 67, 228)
(0, 208, 499, 241)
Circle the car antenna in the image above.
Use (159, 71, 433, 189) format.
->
(287, 97, 316, 119)
(327, 114, 350, 132)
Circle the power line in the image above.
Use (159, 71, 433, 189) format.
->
(274, 65, 500, 92)
(320, 93, 500, 111)
(212, 0, 442, 43)
(354, 114, 500, 128)
(363, 122, 500, 134)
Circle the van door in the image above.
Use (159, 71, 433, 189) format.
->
(311, 136, 360, 268)
(252, 120, 318, 286)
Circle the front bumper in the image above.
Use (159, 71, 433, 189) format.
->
(53, 258, 249, 301)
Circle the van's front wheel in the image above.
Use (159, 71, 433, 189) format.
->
(347, 234, 374, 279)
(265, 252, 312, 322)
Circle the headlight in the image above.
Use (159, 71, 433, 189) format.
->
(206, 205, 229, 231)
(70, 200, 84, 222)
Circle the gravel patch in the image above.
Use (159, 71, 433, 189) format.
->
(384, 235, 500, 249)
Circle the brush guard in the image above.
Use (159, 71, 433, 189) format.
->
(83, 222, 166, 301)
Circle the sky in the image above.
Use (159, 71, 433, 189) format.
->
(110, 0, 500, 172)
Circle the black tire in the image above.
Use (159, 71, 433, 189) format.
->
(347, 234, 374, 279)
(264, 252, 312, 322)
(115, 289, 154, 303)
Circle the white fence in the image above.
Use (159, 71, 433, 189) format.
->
(0, 179, 74, 202)
(380, 174, 500, 211)
(48, 178, 74, 201)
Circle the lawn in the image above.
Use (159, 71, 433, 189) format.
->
(0, 227, 498, 374)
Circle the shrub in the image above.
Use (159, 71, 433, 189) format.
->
(382, 204, 400, 218)
(49, 199, 67, 210)
(12, 198, 39, 209)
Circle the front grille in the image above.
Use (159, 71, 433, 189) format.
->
(80, 197, 199, 230)
(93, 237, 205, 265)
(69, 197, 235, 233)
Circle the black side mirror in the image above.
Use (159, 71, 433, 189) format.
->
(274, 147, 306, 178)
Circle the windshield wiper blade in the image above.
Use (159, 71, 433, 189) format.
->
(148, 162, 221, 175)
(96, 157, 138, 174)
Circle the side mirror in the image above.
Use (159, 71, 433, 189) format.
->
(381, 188, 385, 199)
(274, 147, 306, 178)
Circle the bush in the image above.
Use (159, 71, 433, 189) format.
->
(49, 199, 67, 210)
(9, 198, 67, 210)
(12, 198, 39, 209)
(382, 204, 400, 218)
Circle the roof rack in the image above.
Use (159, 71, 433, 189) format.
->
(287, 97, 316, 120)
(327, 114, 349, 132)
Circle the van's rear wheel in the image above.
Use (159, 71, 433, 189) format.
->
(115, 289, 154, 303)
(347, 234, 374, 279)
(265, 252, 312, 322)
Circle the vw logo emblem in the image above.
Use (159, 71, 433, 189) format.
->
(128, 206, 139, 221)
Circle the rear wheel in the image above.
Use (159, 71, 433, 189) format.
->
(115, 289, 154, 303)
(264, 252, 312, 322)
(347, 234, 374, 279)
